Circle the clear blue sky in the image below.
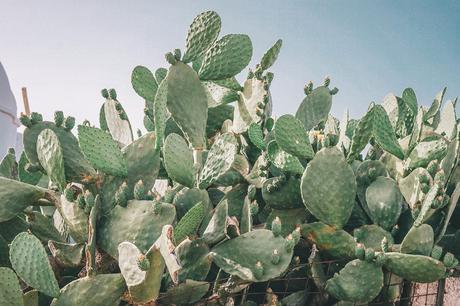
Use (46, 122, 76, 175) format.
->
(1, 1, 459, 131)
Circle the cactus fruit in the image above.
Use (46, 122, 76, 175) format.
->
(301, 147, 356, 228)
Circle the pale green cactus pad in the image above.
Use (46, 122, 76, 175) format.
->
(0, 177, 46, 222)
(0, 267, 23, 306)
(103, 98, 133, 146)
(325, 260, 384, 303)
(183, 11, 221, 63)
(274, 114, 314, 159)
(36, 129, 66, 190)
(57, 195, 88, 243)
(383, 252, 446, 283)
(163, 133, 195, 188)
(117, 242, 164, 303)
(167, 61, 208, 149)
(373, 104, 405, 160)
(365, 176, 403, 230)
(50, 274, 126, 306)
(406, 138, 448, 169)
(400, 224, 434, 256)
(295, 86, 332, 131)
(210, 229, 294, 282)
(301, 222, 356, 259)
(98, 200, 176, 259)
(199, 34, 252, 80)
(9, 232, 60, 297)
(78, 125, 128, 177)
(199, 133, 238, 188)
(301, 147, 356, 228)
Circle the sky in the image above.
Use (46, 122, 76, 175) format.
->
(1, 0, 459, 132)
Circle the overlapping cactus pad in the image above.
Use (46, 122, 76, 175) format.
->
(1, 10, 460, 306)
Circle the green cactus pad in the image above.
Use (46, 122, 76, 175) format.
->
(325, 259, 383, 303)
(0, 148, 18, 180)
(153, 79, 168, 149)
(347, 106, 374, 161)
(173, 187, 210, 220)
(103, 99, 133, 146)
(117, 242, 164, 303)
(199, 133, 238, 189)
(274, 114, 314, 159)
(295, 86, 332, 131)
(0, 267, 23, 306)
(203, 80, 238, 107)
(383, 252, 446, 283)
(265, 208, 307, 237)
(26, 211, 65, 243)
(262, 176, 303, 209)
(57, 195, 88, 243)
(161, 280, 210, 305)
(355, 160, 388, 215)
(202, 200, 228, 245)
(365, 176, 403, 230)
(353, 225, 394, 251)
(163, 133, 195, 188)
(400, 224, 434, 256)
(206, 104, 234, 137)
(233, 78, 272, 133)
(98, 200, 176, 259)
(267, 140, 304, 175)
(78, 125, 128, 177)
(373, 105, 405, 159)
(9, 232, 60, 297)
(260, 39, 282, 71)
(0, 177, 46, 222)
(435, 100, 457, 140)
(155, 68, 168, 83)
(18, 152, 42, 185)
(176, 238, 212, 282)
(183, 11, 221, 63)
(122, 131, 161, 191)
(211, 229, 293, 282)
(131, 65, 158, 101)
(174, 201, 205, 244)
(300, 222, 356, 259)
(199, 34, 252, 80)
(48, 240, 84, 268)
(406, 138, 448, 169)
(50, 274, 126, 306)
(166, 61, 208, 149)
(301, 147, 356, 228)
(23, 121, 96, 183)
(36, 129, 66, 191)
(248, 123, 266, 150)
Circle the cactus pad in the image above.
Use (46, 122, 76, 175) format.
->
(9, 232, 60, 297)
(0, 267, 23, 306)
(325, 259, 383, 303)
(163, 133, 195, 188)
(211, 229, 293, 282)
(199, 34, 252, 80)
(78, 125, 128, 177)
(301, 147, 356, 228)
(274, 114, 314, 159)
(183, 11, 221, 63)
(295, 86, 332, 131)
(36, 129, 66, 190)
(400, 224, 434, 256)
(131, 65, 158, 101)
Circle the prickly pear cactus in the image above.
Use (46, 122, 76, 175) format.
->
(0, 9, 458, 306)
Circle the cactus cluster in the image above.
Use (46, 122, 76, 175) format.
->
(1, 10, 460, 306)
